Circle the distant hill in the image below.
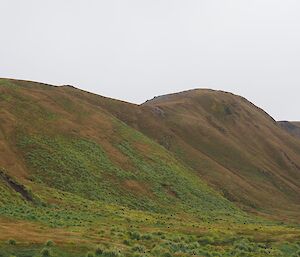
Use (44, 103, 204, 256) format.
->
(278, 121, 300, 139)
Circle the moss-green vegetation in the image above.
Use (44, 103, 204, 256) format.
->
(16, 132, 246, 221)
(18, 135, 126, 202)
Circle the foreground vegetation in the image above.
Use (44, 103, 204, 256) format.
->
(0, 180, 299, 257)
(0, 215, 300, 257)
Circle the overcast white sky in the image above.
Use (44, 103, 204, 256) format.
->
(1, 0, 300, 120)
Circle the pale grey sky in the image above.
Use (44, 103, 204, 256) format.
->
(1, 0, 300, 120)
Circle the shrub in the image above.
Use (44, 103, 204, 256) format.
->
(45, 240, 54, 247)
(123, 239, 131, 246)
(8, 239, 16, 245)
(41, 248, 52, 257)
(141, 233, 152, 240)
(131, 244, 145, 253)
(129, 231, 141, 240)
(233, 239, 254, 252)
(95, 246, 104, 255)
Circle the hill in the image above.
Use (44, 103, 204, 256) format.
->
(0, 78, 300, 256)
(0, 79, 241, 217)
(99, 89, 300, 221)
(278, 121, 300, 139)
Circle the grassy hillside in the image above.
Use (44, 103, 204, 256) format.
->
(97, 89, 300, 221)
(0, 79, 300, 256)
(0, 78, 244, 219)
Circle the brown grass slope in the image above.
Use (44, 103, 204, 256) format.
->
(98, 89, 300, 221)
(0, 80, 115, 179)
(1, 79, 300, 221)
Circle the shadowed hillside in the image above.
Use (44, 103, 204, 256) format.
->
(278, 121, 300, 139)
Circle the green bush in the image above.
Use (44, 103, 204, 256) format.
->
(95, 246, 104, 255)
(141, 233, 152, 240)
(233, 239, 254, 252)
(45, 240, 54, 247)
(41, 248, 52, 257)
(8, 239, 16, 245)
(131, 244, 145, 253)
(123, 239, 131, 246)
(129, 231, 141, 240)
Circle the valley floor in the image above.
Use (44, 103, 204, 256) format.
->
(0, 198, 299, 257)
